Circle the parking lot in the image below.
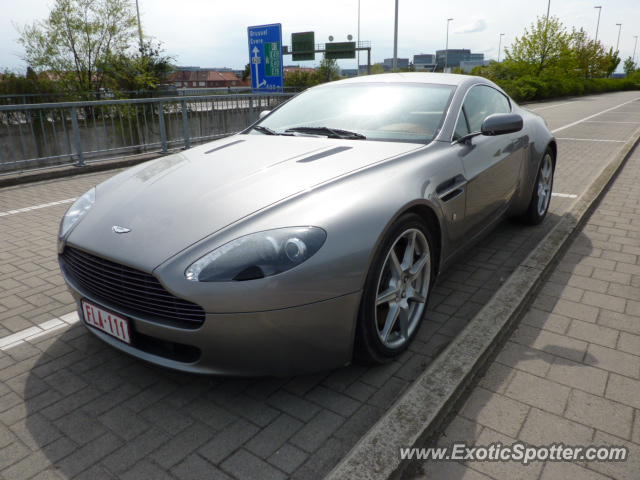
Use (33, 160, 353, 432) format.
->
(1, 90, 639, 480)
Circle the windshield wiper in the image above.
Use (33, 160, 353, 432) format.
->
(252, 125, 278, 135)
(285, 126, 366, 140)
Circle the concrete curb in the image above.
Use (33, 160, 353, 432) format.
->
(326, 127, 640, 480)
(0, 153, 163, 189)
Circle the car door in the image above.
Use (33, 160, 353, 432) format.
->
(452, 84, 524, 237)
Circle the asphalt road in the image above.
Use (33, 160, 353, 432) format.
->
(0, 90, 639, 480)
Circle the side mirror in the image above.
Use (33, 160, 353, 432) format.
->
(259, 110, 271, 119)
(481, 113, 523, 136)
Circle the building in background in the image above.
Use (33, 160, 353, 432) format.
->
(413, 54, 437, 72)
(459, 59, 491, 73)
(340, 69, 359, 77)
(383, 58, 409, 71)
(435, 50, 484, 71)
(170, 67, 245, 88)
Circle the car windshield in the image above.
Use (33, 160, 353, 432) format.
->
(252, 82, 456, 143)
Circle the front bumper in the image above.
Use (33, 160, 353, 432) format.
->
(61, 265, 361, 377)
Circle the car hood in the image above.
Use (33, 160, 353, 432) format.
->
(68, 134, 423, 270)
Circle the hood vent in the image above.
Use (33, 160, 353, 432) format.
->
(205, 139, 245, 155)
(297, 146, 353, 163)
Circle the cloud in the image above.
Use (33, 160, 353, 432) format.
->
(454, 18, 488, 34)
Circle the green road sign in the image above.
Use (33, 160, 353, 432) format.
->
(264, 42, 282, 76)
(325, 42, 356, 59)
(292, 32, 315, 61)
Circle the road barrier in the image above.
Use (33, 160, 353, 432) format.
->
(0, 93, 294, 174)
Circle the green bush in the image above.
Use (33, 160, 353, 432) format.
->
(493, 75, 639, 102)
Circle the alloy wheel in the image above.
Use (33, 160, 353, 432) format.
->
(374, 228, 431, 349)
(537, 154, 553, 216)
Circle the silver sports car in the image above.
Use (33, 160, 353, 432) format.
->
(58, 73, 555, 376)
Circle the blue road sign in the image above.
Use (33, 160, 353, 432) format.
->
(247, 23, 284, 92)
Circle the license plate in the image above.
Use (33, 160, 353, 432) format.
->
(82, 300, 131, 344)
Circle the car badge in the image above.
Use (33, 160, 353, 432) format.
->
(112, 225, 131, 234)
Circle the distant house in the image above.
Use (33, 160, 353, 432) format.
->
(284, 66, 316, 76)
(170, 68, 245, 88)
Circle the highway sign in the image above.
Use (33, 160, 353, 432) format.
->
(292, 32, 315, 61)
(247, 24, 284, 92)
(326, 42, 356, 59)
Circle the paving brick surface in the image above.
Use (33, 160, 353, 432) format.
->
(410, 97, 640, 480)
(1, 91, 640, 479)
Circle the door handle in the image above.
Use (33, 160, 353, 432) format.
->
(436, 175, 467, 202)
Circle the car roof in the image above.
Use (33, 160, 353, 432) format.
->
(329, 72, 489, 88)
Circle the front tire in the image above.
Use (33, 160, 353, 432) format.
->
(522, 149, 554, 225)
(354, 213, 436, 364)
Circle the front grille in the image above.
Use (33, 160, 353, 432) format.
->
(61, 247, 205, 327)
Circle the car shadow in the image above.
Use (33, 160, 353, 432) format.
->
(21, 211, 572, 479)
(402, 228, 601, 479)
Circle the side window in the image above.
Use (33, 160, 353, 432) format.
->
(461, 85, 511, 134)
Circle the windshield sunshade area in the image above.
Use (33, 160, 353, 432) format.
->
(252, 82, 456, 143)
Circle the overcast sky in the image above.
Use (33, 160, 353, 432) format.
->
(1, 0, 639, 72)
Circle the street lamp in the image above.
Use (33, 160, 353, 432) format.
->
(392, 0, 399, 71)
(634, 35, 639, 63)
(135, 0, 144, 53)
(594, 6, 602, 43)
(498, 33, 505, 62)
(357, 0, 361, 74)
(444, 18, 454, 72)
(615, 23, 622, 52)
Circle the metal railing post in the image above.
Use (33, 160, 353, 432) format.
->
(180, 100, 191, 149)
(158, 102, 168, 153)
(70, 107, 85, 166)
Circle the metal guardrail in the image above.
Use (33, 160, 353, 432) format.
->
(0, 87, 304, 105)
(0, 93, 294, 174)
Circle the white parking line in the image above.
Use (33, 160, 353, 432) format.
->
(556, 137, 626, 143)
(583, 120, 640, 124)
(552, 193, 578, 198)
(529, 101, 575, 112)
(0, 312, 79, 351)
(0, 198, 76, 217)
(551, 97, 640, 133)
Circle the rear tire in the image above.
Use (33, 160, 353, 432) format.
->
(521, 149, 554, 225)
(354, 213, 436, 364)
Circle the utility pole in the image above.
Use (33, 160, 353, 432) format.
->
(594, 6, 602, 43)
(444, 18, 453, 72)
(392, 0, 399, 71)
(135, 0, 144, 53)
(498, 33, 505, 62)
(633, 35, 638, 63)
(615, 23, 622, 52)
(546, 0, 551, 20)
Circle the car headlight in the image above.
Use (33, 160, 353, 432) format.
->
(59, 187, 95, 238)
(185, 227, 327, 282)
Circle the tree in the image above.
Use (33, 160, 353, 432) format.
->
(596, 48, 620, 78)
(18, 0, 137, 95)
(242, 63, 250, 82)
(285, 70, 319, 89)
(0, 69, 60, 96)
(623, 56, 637, 77)
(370, 63, 385, 74)
(505, 16, 573, 76)
(101, 40, 174, 93)
(570, 28, 608, 78)
(317, 57, 340, 83)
